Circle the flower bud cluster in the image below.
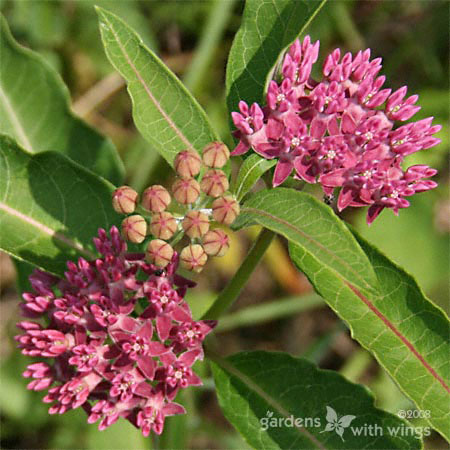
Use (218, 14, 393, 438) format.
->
(111, 142, 239, 272)
(16, 227, 216, 436)
(231, 36, 441, 224)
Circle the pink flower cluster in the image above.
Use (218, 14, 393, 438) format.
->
(16, 227, 215, 436)
(232, 36, 441, 224)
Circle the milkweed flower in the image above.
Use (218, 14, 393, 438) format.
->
(231, 36, 441, 224)
(16, 227, 216, 436)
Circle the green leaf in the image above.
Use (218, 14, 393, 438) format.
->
(96, 6, 218, 166)
(233, 188, 378, 293)
(211, 351, 422, 449)
(289, 231, 450, 440)
(232, 154, 276, 201)
(13, 259, 34, 291)
(226, 0, 326, 114)
(0, 15, 124, 185)
(0, 135, 119, 275)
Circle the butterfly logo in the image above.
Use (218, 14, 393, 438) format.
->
(320, 406, 356, 442)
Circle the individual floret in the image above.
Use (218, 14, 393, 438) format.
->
(202, 229, 229, 257)
(112, 186, 138, 214)
(121, 215, 147, 243)
(142, 185, 171, 212)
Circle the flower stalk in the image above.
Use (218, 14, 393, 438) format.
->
(201, 228, 275, 320)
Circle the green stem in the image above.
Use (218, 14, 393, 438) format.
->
(201, 228, 275, 320)
(215, 293, 325, 332)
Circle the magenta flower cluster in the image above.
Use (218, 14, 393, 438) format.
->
(232, 36, 441, 224)
(16, 227, 215, 436)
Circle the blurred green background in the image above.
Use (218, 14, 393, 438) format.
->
(0, 1, 448, 449)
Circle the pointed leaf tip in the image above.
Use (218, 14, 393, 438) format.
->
(96, 8, 218, 166)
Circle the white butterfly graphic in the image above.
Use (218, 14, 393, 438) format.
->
(320, 406, 356, 442)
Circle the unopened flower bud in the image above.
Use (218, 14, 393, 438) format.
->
(200, 169, 229, 198)
(121, 215, 147, 243)
(212, 195, 240, 225)
(150, 212, 178, 240)
(141, 185, 171, 212)
(180, 244, 208, 273)
(202, 142, 230, 168)
(172, 178, 201, 204)
(202, 229, 229, 257)
(174, 150, 202, 178)
(146, 239, 174, 267)
(112, 186, 138, 214)
(182, 211, 210, 238)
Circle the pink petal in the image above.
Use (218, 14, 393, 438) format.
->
(186, 373, 202, 386)
(138, 321, 153, 340)
(171, 305, 192, 323)
(310, 116, 327, 138)
(341, 112, 356, 133)
(231, 140, 250, 156)
(148, 342, 168, 356)
(113, 353, 133, 369)
(294, 157, 316, 184)
(137, 356, 156, 380)
(109, 330, 131, 343)
(272, 160, 293, 187)
(160, 351, 176, 366)
(179, 349, 201, 366)
(266, 118, 284, 140)
(199, 320, 217, 334)
(156, 315, 172, 341)
(366, 205, 384, 225)
(163, 402, 186, 416)
(320, 169, 347, 187)
(120, 316, 140, 333)
(386, 86, 407, 111)
(134, 381, 153, 398)
(337, 188, 354, 211)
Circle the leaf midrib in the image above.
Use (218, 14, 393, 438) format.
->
(100, 11, 195, 153)
(242, 205, 374, 292)
(0, 84, 33, 151)
(235, 158, 275, 201)
(345, 281, 450, 395)
(211, 353, 327, 450)
(0, 201, 95, 259)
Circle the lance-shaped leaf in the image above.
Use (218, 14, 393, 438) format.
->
(0, 15, 124, 185)
(96, 7, 218, 166)
(211, 351, 421, 449)
(226, 0, 326, 115)
(232, 154, 276, 201)
(233, 188, 378, 293)
(0, 135, 119, 275)
(289, 232, 450, 440)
